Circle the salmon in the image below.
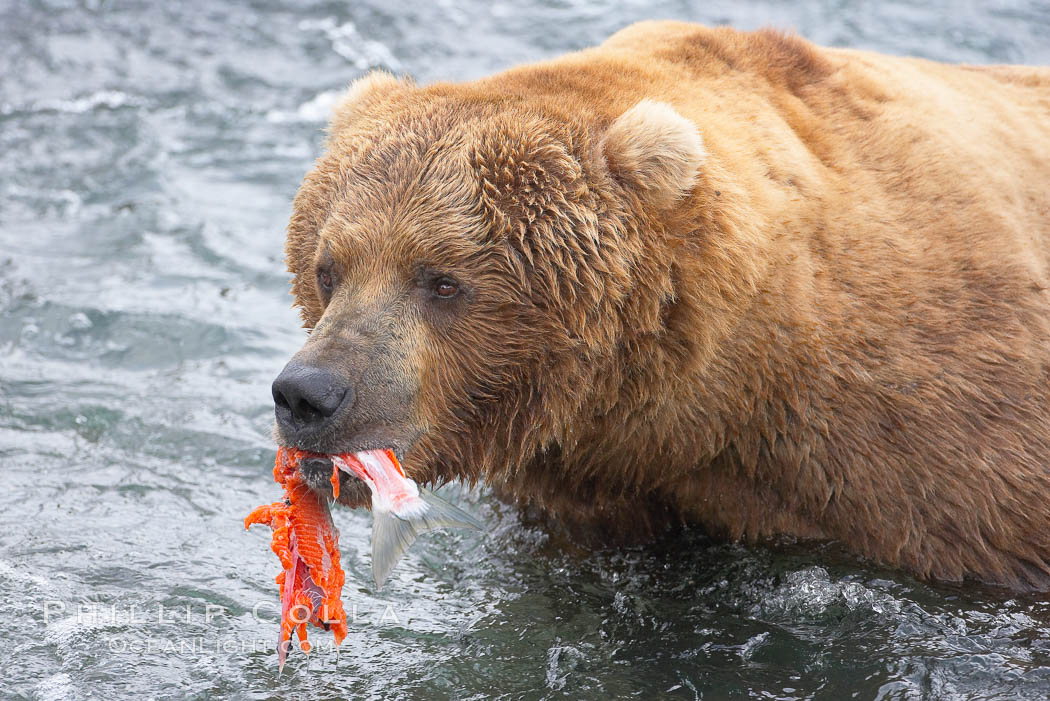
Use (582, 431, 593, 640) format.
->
(245, 446, 482, 669)
(244, 447, 347, 672)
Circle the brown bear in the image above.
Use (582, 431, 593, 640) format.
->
(270, 21, 1050, 590)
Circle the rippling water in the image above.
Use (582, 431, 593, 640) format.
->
(3, 1, 1050, 698)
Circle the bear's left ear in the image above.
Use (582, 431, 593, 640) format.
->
(601, 100, 706, 208)
(329, 71, 412, 135)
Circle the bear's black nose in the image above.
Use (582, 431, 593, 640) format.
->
(271, 360, 352, 431)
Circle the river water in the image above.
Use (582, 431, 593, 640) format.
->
(2, 1, 1050, 699)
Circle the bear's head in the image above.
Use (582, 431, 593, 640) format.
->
(273, 71, 708, 508)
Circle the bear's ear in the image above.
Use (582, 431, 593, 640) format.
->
(601, 100, 706, 208)
(329, 71, 410, 133)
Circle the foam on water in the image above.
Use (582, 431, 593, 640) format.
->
(298, 17, 403, 72)
(265, 90, 344, 124)
(35, 673, 77, 701)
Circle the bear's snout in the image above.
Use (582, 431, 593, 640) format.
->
(270, 323, 419, 460)
(272, 359, 354, 436)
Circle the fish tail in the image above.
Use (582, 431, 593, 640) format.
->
(371, 487, 483, 590)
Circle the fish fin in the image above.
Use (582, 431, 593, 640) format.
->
(371, 487, 483, 590)
(417, 487, 485, 531)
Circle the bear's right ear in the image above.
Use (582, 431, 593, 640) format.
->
(329, 71, 410, 133)
(601, 99, 706, 209)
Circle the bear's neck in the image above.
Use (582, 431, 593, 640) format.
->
(496, 156, 821, 535)
(508, 152, 858, 542)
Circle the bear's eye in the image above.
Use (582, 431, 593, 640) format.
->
(433, 277, 459, 299)
(318, 269, 333, 292)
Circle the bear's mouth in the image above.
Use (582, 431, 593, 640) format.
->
(295, 447, 407, 509)
(296, 454, 366, 508)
